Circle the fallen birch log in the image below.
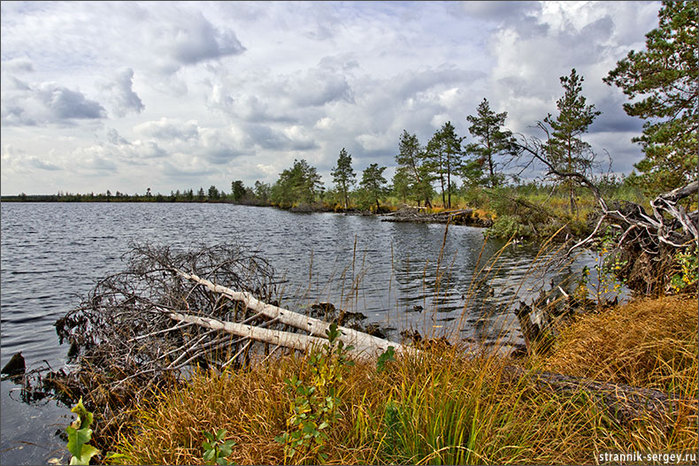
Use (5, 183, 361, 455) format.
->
(173, 269, 411, 359)
(166, 311, 397, 362)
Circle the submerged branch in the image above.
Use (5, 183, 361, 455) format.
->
(39, 242, 411, 450)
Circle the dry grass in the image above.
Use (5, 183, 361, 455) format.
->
(108, 295, 698, 465)
(542, 295, 698, 393)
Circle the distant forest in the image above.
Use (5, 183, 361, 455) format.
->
(4, 0, 696, 218)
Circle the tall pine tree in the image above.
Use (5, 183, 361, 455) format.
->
(604, 0, 698, 196)
(543, 69, 601, 215)
(359, 163, 388, 211)
(330, 148, 356, 209)
(395, 130, 434, 207)
(425, 121, 462, 208)
(465, 98, 517, 187)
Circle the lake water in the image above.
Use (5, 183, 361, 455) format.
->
(0, 202, 595, 464)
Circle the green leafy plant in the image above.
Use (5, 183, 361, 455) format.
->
(670, 250, 698, 293)
(275, 322, 354, 463)
(202, 428, 236, 465)
(66, 397, 100, 465)
(590, 226, 627, 305)
(376, 346, 396, 373)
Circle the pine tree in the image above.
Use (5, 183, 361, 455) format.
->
(425, 122, 462, 208)
(359, 163, 388, 211)
(604, 0, 698, 196)
(391, 167, 412, 203)
(543, 69, 601, 215)
(465, 98, 517, 187)
(271, 159, 324, 207)
(330, 148, 356, 209)
(231, 180, 246, 202)
(395, 130, 434, 208)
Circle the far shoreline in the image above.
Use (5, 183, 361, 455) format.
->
(1, 197, 495, 228)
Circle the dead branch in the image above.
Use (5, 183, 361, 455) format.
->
(506, 366, 697, 427)
(171, 269, 407, 358)
(381, 206, 492, 226)
(166, 311, 333, 357)
(515, 135, 698, 295)
(41, 243, 410, 451)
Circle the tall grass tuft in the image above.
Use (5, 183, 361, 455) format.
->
(108, 299, 697, 465)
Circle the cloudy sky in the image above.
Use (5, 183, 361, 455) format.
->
(1, 1, 661, 196)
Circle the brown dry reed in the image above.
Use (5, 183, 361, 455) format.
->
(108, 295, 697, 465)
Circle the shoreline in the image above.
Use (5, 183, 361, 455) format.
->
(1, 198, 496, 228)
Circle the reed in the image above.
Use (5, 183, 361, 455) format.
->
(104, 227, 696, 465)
(108, 294, 697, 465)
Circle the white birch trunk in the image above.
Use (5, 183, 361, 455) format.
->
(167, 311, 340, 356)
(173, 270, 411, 358)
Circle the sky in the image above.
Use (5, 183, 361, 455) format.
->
(0, 1, 661, 196)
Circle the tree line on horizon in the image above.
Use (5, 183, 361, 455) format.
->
(7, 2, 695, 216)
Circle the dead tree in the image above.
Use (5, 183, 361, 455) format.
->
(21, 242, 689, 453)
(45, 243, 410, 445)
(516, 133, 698, 295)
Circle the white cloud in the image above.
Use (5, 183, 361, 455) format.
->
(102, 68, 145, 117)
(3, 57, 34, 73)
(0, 1, 662, 194)
(1, 78, 105, 126)
(134, 118, 199, 141)
(141, 6, 246, 75)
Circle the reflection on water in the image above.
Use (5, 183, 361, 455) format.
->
(0, 202, 596, 464)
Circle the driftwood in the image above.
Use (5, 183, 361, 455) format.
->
(516, 134, 698, 295)
(19, 242, 690, 456)
(506, 366, 697, 427)
(381, 206, 493, 226)
(512, 285, 602, 355)
(43, 243, 411, 444)
(516, 135, 698, 252)
(171, 269, 409, 360)
(54, 243, 407, 383)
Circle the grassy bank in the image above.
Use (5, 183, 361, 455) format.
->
(107, 294, 697, 465)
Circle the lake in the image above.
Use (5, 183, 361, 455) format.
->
(0, 202, 595, 464)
